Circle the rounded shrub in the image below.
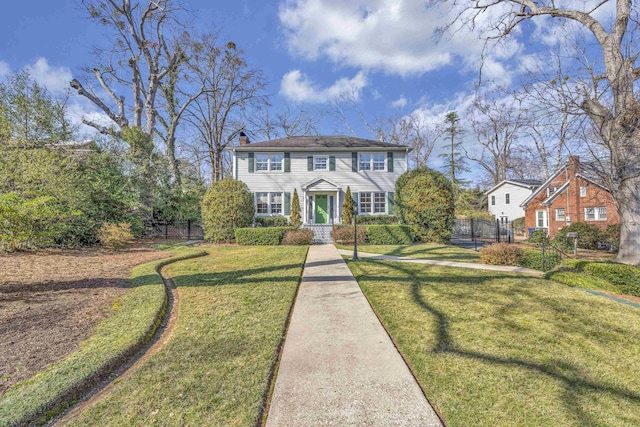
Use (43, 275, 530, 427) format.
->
(201, 179, 254, 243)
(395, 167, 455, 243)
(553, 222, 601, 250)
(479, 243, 523, 266)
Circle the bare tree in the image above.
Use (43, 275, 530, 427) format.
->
(249, 105, 320, 140)
(388, 113, 442, 168)
(438, 0, 640, 264)
(183, 35, 267, 182)
(468, 95, 524, 186)
(70, 0, 183, 137)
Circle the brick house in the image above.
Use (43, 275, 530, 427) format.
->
(520, 156, 619, 238)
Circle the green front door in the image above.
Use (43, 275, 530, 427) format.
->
(315, 195, 328, 224)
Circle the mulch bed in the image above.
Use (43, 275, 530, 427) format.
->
(0, 245, 170, 394)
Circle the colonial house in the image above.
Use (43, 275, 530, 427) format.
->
(520, 156, 619, 238)
(485, 179, 541, 223)
(230, 134, 410, 226)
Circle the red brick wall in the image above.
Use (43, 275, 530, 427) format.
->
(524, 160, 619, 238)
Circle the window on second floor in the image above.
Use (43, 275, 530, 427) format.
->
(491, 195, 495, 206)
(359, 153, 386, 171)
(556, 208, 565, 220)
(314, 156, 328, 170)
(255, 153, 283, 172)
(505, 193, 510, 204)
(580, 186, 587, 197)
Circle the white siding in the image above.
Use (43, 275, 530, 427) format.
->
(235, 149, 407, 223)
(488, 182, 533, 221)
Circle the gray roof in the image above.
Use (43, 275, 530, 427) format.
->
(510, 179, 543, 186)
(232, 135, 410, 152)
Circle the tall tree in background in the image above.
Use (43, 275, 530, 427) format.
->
(0, 71, 74, 144)
(439, 111, 468, 189)
(439, 0, 640, 265)
(468, 96, 523, 186)
(184, 35, 267, 182)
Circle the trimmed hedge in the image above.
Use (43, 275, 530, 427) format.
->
(543, 270, 619, 293)
(0, 247, 207, 427)
(331, 225, 367, 244)
(479, 243, 524, 266)
(282, 229, 313, 245)
(356, 215, 399, 225)
(519, 249, 562, 272)
(560, 259, 640, 296)
(255, 217, 289, 227)
(366, 225, 414, 245)
(235, 227, 293, 245)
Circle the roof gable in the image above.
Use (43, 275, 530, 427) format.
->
(302, 177, 342, 191)
(485, 179, 541, 195)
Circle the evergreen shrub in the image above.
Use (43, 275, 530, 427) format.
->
(235, 227, 293, 245)
(201, 179, 254, 243)
(366, 225, 414, 245)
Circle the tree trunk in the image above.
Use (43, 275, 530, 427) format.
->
(614, 176, 640, 265)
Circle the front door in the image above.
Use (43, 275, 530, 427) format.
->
(315, 195, 328, 224)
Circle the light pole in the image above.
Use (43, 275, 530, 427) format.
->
(353, 202, 358, 260)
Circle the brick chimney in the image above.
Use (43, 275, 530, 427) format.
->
(568, 155, 580, 176)
(239, 132, 250, 146)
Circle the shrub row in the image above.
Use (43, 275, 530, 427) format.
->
(235, 227, 294, 245)
(255, 217, 289, 227)
(0, 247, 207, 427)
(355, 215, 399, 225)
(331, 225, 414, 245)
(479, 243, 562, 271)
(559, 259, 640, 296)
(553, 222, 620, 251)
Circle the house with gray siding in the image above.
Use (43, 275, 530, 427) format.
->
(230, 134, 410, 225)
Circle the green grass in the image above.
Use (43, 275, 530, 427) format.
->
(65, 245, 308, 426)
(337, 243, 481, 263)
(0, 246, 206, 427)
(346, 258, 640, 427)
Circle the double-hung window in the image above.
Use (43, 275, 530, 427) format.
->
(359, 192, 386, 214)
(536, 210, 548, 228)
(580, 186, 587, 197)
(358, 153, 386, 171)
(314, 156, 328, 170)
(255, 192, 283, 215)
(585, 206, 607, 221)
(491, 195, 495, 206)
(255, 153, 283, 172)
(505, 193, 510, 204)
(556, 208, 565, 221)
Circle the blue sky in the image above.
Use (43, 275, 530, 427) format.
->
(0, 0, 616, 177)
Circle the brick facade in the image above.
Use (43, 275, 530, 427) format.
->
(523, 157, 619, 238)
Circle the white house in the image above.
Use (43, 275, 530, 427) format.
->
(485, 179, 541, 223)
(230, 134, 411, 225)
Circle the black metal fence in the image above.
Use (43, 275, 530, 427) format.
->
(453, 218, 514, 243)
(142, 220, 204, 240)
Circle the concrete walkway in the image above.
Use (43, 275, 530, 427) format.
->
(266, 244, 443, 427)
(337, 249, 543, 276)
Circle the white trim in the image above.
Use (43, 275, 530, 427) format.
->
(484, 179, 541, 195)
(255, 191, 285, 216)
(358, 152, 386, 172)
(313, 155, 329, 171)
(520, 166, 567, 207)
(254, 152, 285, 173)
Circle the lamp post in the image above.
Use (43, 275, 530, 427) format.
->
(353, 202, 358, 260)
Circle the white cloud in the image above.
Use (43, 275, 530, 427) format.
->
(280, 69, 368, 103)
(0, 61, 10, 79)
(391, 95, 407, 109)
(278, 0, 521, 77)
(26, 57, 73, 94)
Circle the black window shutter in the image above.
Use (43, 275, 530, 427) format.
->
(329, 156, 336, 171)
(387, 152, 394, 172)
(284, 152, 291, 172)
(352, 152, 357, 172)
(307, 156, 313, 171)
(248, 152, 254, 173)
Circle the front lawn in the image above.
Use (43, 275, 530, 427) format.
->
(347, 259, 640, 426)
(337, 243, 481, 263)
(64, 245, 307, 426)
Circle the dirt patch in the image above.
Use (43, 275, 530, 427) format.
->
(0, 245, 170, 394)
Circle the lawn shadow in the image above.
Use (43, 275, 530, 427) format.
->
(351, 258, 640, 426)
